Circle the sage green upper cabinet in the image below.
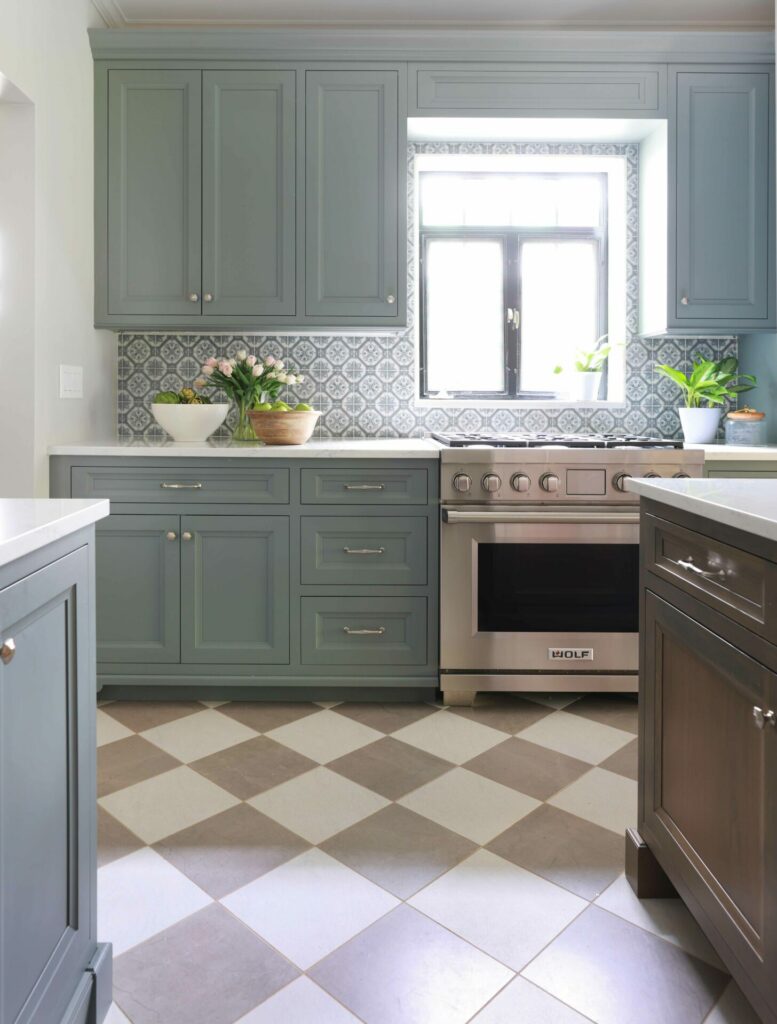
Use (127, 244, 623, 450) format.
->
(107, 70, 202, 318)
(305, 69, 405, 322)
(672, 69, 774, 329)
(203, 70, 296, 316)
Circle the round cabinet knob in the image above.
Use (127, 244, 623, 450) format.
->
(540, 473, 559, 493)
(166, 531, 178, 541)
(452, 473, 472, 494)
(613, 473, 632, 492)
(510, 473, 531, 493)
(203, 293, 213, 303)
(481, 474, 502, 493)
(1, 638, 16, 665)
(182, 531, 193, 541)
(673, 472, 690, 479)
(386, 294, 396, 305)
(644, 472, 661, 479)
(680, 295, 689, 306)
(188, 292, 200, 303)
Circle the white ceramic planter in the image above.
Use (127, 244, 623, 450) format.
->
(151, 403, 229, 442)
(574, 372, 603, 402)
(678, 407, 721, 444)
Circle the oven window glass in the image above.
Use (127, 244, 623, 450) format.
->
(477, 543, 639, 633)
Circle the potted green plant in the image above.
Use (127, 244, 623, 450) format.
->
(655, 356, 756, 444)
(554, 335, 612, 401)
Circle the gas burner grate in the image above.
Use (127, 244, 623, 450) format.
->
(430, 431, 684, 450)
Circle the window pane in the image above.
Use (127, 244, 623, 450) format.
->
(508, 177, 557, 227)
(556, 176, 602, 227)
(425, 239, 505, 393)
(420, 175, 464, 226)
(461, 177, 512, 226)
(519, 242, 599, 393)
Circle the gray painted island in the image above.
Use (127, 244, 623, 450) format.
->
(0, 499, 112, 1024)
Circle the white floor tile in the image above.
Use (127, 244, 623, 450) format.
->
(409, 850, 586, 971)
(548, 767, 637, 835)
(222, 849, 398, 969)
(248, 767, 389, 844)
(471, 977, 591, 1023)
(392, 712, 506, 764)
(141, 708, 258, 762)
(516, 710, 633, 764)
(266, 710, 382, 763)
(99, 765, 239, 844)
(104, 1004, 133, 1024)
(98, 847, 211, 955)
(704, 982, 763, 1024)
(97, 709, 133, 747)
(595, 874, 724, 968)
(235, 977, 360, 1023)
(399, 767, 539, 845)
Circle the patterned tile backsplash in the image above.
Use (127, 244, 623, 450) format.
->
(117, 141, 737, 442)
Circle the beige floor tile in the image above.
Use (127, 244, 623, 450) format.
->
(332, 702, 438, 734)
(392, 712, 507, 764)
(449, 695, 555, 735)
(190, 735, 317, 799)
(97, 708, 133, 747)
(599, 736, 638, 780)
(222, 848, 398, 970)
(97, 807, 143, 868)
(235, 977, 360, 1023)
(248, 766, 389, 844)
(704, 982, 763, 1024)
(104, 1004, 132, 1024)
(99, 765, 239, 844)
(327, 736, 452, 800)
(522, 905, 728, 1024)
(524, 693, 582, 710)
(409, 849, 586, 971)
(547, 767, 637, 835)
(102, 701, 203, 732)
(516, 710, 634, 765)
(470, 977, 591, 1023)
(310, 905, 513, 1024)
(98, 735, 181, 797)
(464, 737, 590, 801)
(98, 847, 212, 955)
(141, 708, 258, 763)
(265, 709, 383, 763)
(595, 875, 725, 967)
(217, 701, 321, 732)
(565, 694, 639, 734)
(399, 767, 540, 845)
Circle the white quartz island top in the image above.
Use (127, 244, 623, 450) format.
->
(0, 499, 110, 570)
(48, 438, 442, 459)
(686, 443, 777, 461)
(627, 477, 777, 544)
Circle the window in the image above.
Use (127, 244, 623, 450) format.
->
(419, 171, 608, 400)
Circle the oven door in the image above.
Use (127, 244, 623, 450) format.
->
(440, 505, 640, 673)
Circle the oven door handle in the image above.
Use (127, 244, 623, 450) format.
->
(442, 509, 640, 525)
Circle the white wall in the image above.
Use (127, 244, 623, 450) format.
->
(0, 0, 116, 497)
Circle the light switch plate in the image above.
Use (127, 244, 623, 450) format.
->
(60, 364, 83, 399)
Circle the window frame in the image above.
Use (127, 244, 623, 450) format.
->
(418, 171, 609, 401)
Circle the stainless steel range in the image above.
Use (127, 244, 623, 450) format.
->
(434, 432, 704, 706)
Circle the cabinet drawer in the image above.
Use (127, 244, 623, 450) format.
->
(646, 514, 777, 635)
(301, 596, 428, 665)
(72, 466, 289, 504)
(300, 467, 428, 505)
(301, 516, 427, 585)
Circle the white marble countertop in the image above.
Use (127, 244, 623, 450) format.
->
(627, 477, 777, 543)
(48, 438, 443, 459)
(687, 443, 777, 462)
(0, 499, 110, 570)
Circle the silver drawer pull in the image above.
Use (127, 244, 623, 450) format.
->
(344, 484, 385, 491)
(161, 482, 204, 490)
(343, 546, 385, 556)
(1, 638, 16, 665)
(753, 706, 776, 729)
(343, 626, 386, 637)
(676, 557, 727, 580)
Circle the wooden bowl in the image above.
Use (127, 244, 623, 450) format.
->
(247, 409, 320, 445)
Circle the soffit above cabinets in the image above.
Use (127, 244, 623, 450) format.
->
(93, 0, 773, 30)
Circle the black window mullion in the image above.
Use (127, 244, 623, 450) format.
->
(506, 236, 520, 398)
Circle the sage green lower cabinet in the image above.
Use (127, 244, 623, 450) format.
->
(181, 516, 290, 664)
(301, 596, 428, 666)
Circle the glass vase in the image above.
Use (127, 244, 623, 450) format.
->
(232, 396, 256, 442)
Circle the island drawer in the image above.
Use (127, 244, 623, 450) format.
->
(300, 467, 428, 505)
(645, 513, 777, 636)
(300, 596, 428, 665)
(71, 466, 290, 504)
(301, 516, 427, 585)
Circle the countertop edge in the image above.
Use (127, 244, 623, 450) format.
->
(0, 500, 111, 571)
(47, 440, 443, 459)
(686, 444, 777, 462)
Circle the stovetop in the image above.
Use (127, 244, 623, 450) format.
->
(431, 431, 684, 450)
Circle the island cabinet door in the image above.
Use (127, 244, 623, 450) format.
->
(0, 548, 94, 1024)
(180, 516, 290, 664)
(642, 591, 777, 1015)
(96, 515, 181, 663)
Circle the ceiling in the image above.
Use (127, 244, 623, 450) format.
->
(93, 0, 774, 30)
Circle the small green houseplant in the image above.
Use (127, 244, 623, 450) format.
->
(554, 335, 612, 401)
(655, 356, 756, 443)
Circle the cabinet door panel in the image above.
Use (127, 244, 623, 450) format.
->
(181, 516, 289, 664)
(96, 515, 181, 663)
(306, 70, 400, 318)
(0, 549, 92, 1024)
(108, 69, 202, 316)
(675, 71, 770, 322)
(203, 70, 296, 315)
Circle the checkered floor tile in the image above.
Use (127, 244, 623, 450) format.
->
(98, 695, 752, 1024)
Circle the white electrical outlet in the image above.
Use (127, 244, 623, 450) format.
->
(60, 365, 83, 399)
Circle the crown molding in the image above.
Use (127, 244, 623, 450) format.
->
(90, 0, 127, 28)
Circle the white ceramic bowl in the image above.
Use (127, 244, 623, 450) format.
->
(151, 403, 229, 443)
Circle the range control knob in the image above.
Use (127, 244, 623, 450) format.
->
(452, 473, 472, 494)
(673, 472, 690, 479)
(481, 473, 502, 493)
(540, 473, 560, 493)
(613, 473, 632, 492)
(644, 472, 662, 478)
(510, 473, 531, 493)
